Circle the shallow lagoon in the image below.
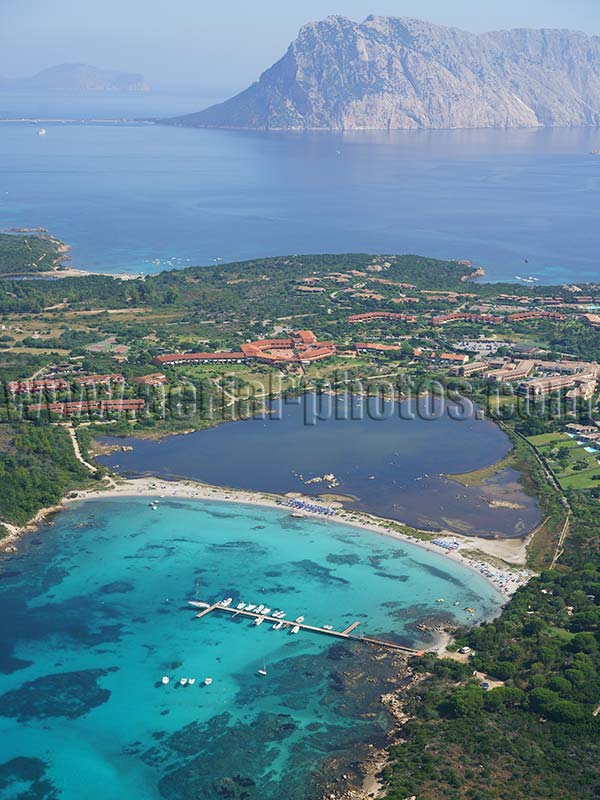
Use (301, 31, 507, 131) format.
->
(0, 497, 503, 799)
(100, 396, 542, 538)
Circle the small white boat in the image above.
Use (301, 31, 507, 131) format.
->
(161, 676, 170, 685)
(37, 128, 47, 136)
(180, 678, 188, 686)
(220, 598, 233, 607)
(272, 621, 284, 630)
(262, 608, 272, 616)
(204, 677, 213, 686)
(258, 663, 267, 677)
(188, 678, 196, 686)
(253, 616, 265, 626)
(188, 600, 210, 608)
(291, 625, 300, 634)
(323, 625, 334, 631)
(255, 604, 265, 613)
(295, 616, 305, 623)
(245, 604, 256, 612)
(236, 602, 246, 610)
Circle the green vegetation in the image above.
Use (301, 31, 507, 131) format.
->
(382, 480, 600, 799)
(0, 424, 96, 527)
(0, 232, 66, 274)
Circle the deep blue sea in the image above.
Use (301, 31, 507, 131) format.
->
(0, 497, 503, 799)
(1, 92, 600, 282)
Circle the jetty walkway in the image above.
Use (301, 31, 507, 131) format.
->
(190, 601, 423, 656)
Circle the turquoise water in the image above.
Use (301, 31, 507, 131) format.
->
(1, 118, 600, 282)
(0, 497, 502, 799)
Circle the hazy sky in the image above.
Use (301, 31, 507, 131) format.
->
(2, 0, 600, 93)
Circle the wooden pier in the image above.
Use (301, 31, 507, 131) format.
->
(189, 601, 423, 656)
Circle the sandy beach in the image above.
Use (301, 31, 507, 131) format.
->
(1, 475, 533, 602)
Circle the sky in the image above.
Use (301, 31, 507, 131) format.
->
(2, 0, 600, 94)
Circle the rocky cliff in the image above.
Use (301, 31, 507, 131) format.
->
(168, 15, 600, 130)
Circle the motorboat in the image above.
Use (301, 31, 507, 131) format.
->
(258, 663, 267, 677)
(291, 625, 300, 634)
(220, 598, 233, 607)
(188, 678, 196, 686)
(204, 677, 213, 686)
(180, 678, 188, 686)
(188, 600, 209, 609)
(253, 616, 265, 626)
(323, 625, 334, 631)
(236, 602, 246, 610)
(161, 676, 170, 685)
(272, 621, 284, 630)
(262, 608, 272, 616)
(245, 604, 256, 612)
(255, 604, 265, 613)
(295, 616, 305, 623)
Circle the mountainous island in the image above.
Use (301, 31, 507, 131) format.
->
(166, 15, 600, 131)
(0, 63, 149, 92)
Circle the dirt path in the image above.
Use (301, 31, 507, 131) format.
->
(63, 424, 97, 473)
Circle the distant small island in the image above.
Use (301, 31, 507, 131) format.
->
(0, 63, 149, 92)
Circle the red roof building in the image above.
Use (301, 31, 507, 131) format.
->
(348, 311, 418, 324)
(153, 331, 335, 368)
(6, 379, 69, 395)
(28, 399, 145, 416)
(75, 374, 125, 386)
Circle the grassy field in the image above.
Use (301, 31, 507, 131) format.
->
(529, 432, 600, 490)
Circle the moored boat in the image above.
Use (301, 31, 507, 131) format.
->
(204, 677, 213, 686)
(161, 676, 170, 685)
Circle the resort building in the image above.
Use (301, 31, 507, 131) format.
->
(28, 399, 145, 417)
(6, 378, 69, 395)
(438, 353, 470, 365)
(505, 311, 565, 322)
(347, 311, 418, 324)
(153, 331, 336, 368)
(450, 360, 490, 377)
(132, 373, 169, 387)
(354, 342, 402, 354)
(566, 423, 599, 436)
(431, 312, 504, 326)
(519, 372, 599, 398)
(485, 360, 536, 383)
(74, 373, 125, 387)
(583, 313, 600, 329)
